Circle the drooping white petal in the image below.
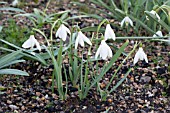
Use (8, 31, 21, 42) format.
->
(75, 31, 92, 49)
(133, 51, 140, 65)
(60, 27, 67, 41)
(75, 36, 79, 49)
(55, 27, 61, 38)
(78, 34, 84, 47)
(34, 38, 41, 51)
(55, 24, 70, 41)
(95, 46, 101, 59)
(82, 33, 92, 46)
(153, 31, 163, 37)
(107, 45, 113, 58)
(12, 0, 18, 6)
(22, 35, 35, 48)
(121, 16, 133, 27)
(64, 25, 71, 35)
(120, 18, 125, 27)
(133, 47, 148, 65)
(104, 24, 116, 41)
(22, 35, 41, 51)
(143, 52, 148, 63)
(100, 43, 108, 60)
(95, 40, 112, 60)
(128, 17, 133, 27)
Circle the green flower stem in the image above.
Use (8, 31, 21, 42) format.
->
(50, 19, 59, 42)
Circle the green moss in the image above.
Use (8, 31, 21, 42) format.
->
(0, 19, 31, 48)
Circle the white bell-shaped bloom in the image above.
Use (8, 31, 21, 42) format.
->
(22, 35, 41, 51)
(95, 40, 112, 60)
(55, 24, 71, 41)
(75, 31, 92, 49)
(146, 10, 160, 21)
(121, 16, 133, 27)
(153, 31, 163, 37)
(104, 24, 116, 41)
(12, 0, 19, 6)
(133, 47, 148, 65)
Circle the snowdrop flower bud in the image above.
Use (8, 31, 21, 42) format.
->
(12, 0, 19, 7)
(55, 24, 71, 41)
(121, 16, 133, 27)
(22, 35, 41, 51)
(104, 24, 116, 41)
(146, 10, 160, 21)
(133, 47, 148, 65)
(95, 40, 112, 60)
(75, 31, 92, 49)
(153, 31, 163, 37)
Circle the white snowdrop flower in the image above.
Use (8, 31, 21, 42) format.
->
(12, 0, 19, 6)
(95, 40, 112, 60)
(55, 24, 71, 41)
(22, 35, 41, 51)
(146, 10, 160, 21)
(104, 24, 116, 41)
(120, 16, 133, 27)
(75, 31, 92, 49)
(153, 31, 163, 37)
(133, 47, 148, 65)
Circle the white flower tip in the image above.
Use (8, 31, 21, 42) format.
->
(153, 31, 163, 37)
(95, 40, 112, 60)
(133, 47, 148, 65)
(121, 16, 133, 27)
(12, 0, 18, 6)
(56, 24, 70, 41)
(22, 35, 41, 51)
(104, 24, 116, 41)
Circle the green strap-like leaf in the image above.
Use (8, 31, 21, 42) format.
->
(0, 50, 21, 68)
(0, 69, 29, 76)
(109, 68, 132, 93)
(0, 7, 25, 13)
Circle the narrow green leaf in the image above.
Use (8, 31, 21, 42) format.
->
(109, 68, 132, 93)
(0, 39, 24, 50)
(0, 69, 29, 76)
(0, 50, 21, 68)
(0, 60, 25, 69)
(0, 7, 25, 13)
